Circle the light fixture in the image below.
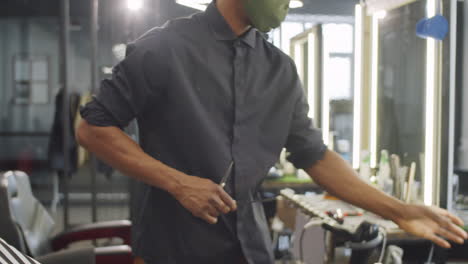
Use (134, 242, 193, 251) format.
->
(374, 10, 387, 20)
(370, 14, 380, 168)
(176, 0, 303, 11)
(293, 42, 304, 84)
(424, 0, 437, 206)
(112, 43, 127, 61)
(127, 0, 143, 11)
(102, 67, 113, 75)
(176, 0, 210, 11)
(322, 44, 330, 146)
(307, 32, 316, 121)
(352, 4, 363, 169)
(289, 0, 304, 9)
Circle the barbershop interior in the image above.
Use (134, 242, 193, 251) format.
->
(2, 0, 468, 263)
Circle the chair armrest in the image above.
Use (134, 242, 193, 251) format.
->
(38, 245, 134, 264)
(95, 245, 134, 264)
(37, 247, 95, 264)
(51, 220, 131, 251)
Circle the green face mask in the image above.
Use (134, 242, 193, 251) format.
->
(242, 0, 290, 33)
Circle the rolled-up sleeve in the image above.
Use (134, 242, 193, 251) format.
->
(285, 64, 327, 169)
(81, 33, 166, 128)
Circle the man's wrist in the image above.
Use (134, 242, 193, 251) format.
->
(384, 199, 407, 223)
(165, 171, 187, 198)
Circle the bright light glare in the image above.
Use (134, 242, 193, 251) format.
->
(370, 15, 379, 168)
(322, 47, 330, 146)
(375, 10, 387, 20)
(293, 42, 304, 83)
(353, 4, 363, 169)
(424, 39, 436, 205)
(290, 0, 304, 8)
(127, 0, 143, 11)
(427, 0, 436, 16)
(424, 0, 437, 206)
(176, 0, 208, 11)
(307, 33, 316, 120)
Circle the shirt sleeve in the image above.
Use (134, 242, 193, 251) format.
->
(285, 62, 327, 170)
(80, 33, 166, 128)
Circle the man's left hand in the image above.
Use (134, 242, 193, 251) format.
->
(395, 204, 468, 248)
(307, 151, 468, 248)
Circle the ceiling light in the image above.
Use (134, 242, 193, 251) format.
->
(127, 0, 143, 11)
(289, 0, 304, 9)
(177, 0, 303, 11)
(375, 10, 387, 20)
(424, 0, 437, 206)
(353, 4, 363, 169)
(370, 15, 380, 168)
(176, 0, 209, 11)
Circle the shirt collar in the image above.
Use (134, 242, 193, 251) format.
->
(202, 1, 257, 48)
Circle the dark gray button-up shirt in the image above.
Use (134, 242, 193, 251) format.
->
(81, 2, 326, 264)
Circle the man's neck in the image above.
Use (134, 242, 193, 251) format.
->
(216, 0, 251, 36)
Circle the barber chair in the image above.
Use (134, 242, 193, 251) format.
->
(0, 171, 133, 264)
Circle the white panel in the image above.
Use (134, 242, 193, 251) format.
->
(328, 57, 351, 99)
(14, 58, 29, 81)
(31, 83, 48, 104)
(31, 59, 48, 81)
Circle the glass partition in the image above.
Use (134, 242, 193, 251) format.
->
(376, 1, 427, 196)
(290, 24, 355, 163)
(450, 0, 468, 219)
(290, 27, 321, 125)
(323, 24, 354, 162)
(0, 17, 59, 173)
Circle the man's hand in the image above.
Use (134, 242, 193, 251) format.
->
(172, 175, 237, 224)
(394, 204, 467, 248)
(306, 150, 468, 248)
(76, 121, 238, 225)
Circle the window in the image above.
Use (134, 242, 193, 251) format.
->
(13, 55, 50, 104)
(290, 23, 354, 163)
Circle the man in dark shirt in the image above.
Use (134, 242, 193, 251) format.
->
(77, 0, 467, 263)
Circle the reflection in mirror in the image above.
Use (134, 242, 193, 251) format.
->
(271, 21, 355, 164)
(323, 24, 354, 163)
(377, 1, 426, 195)
(290, 27, 321, 125)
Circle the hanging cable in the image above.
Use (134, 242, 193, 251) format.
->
(426, 243, 435, 264)
(377, 227, 387, 263)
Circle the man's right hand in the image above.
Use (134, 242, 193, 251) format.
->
(76, 121, 237, 225)
(172, 175, 237, 224)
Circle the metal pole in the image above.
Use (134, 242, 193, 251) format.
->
(90, 0, 99, 224)
(61, 0, 71, 230)
(447, 0, 458, 212)
(460, 0, 468, 170)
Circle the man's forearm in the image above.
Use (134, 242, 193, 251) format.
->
(306, 150, 406, 222)
(77, 119, 237, 224)
(76, 120, 185, 195)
